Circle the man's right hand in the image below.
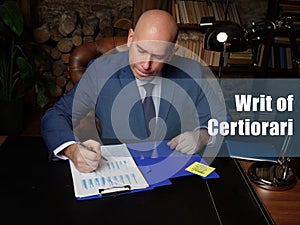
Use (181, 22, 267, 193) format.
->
(63, 139, 102, 173)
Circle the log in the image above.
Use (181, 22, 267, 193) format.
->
(99, 26, 114, 37)
(50, 47, 62, 60)
(56, 75, 67, 88)
(37, 59, 51, 72)
(61, 53, 70, 64)
(52, 60, 66, 77)
(72, 26, 83, 46)
(58, 11, 78, 37)
(40, 44, 52, 55)
(83, 36, 95, 43)
(50, 25, 63, 42)
(63, 70, 70, 79)
(57, 38, 73, 53)
(82, 17, 99, 36)
(33, 24, 50, 43)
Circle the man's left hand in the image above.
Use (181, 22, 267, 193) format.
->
(167, 129, 210, 154)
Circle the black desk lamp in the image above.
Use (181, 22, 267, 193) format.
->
(203, 20, 248, 79)
(201, 0, 248, 80)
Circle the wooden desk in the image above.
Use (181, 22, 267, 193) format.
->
(0, 136, 7, 145)
(240, 160, 300, 225)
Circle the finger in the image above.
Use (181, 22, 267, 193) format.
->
(167, 139, 174, 149)
(84, 154, 100, 169)
(82, 157, 99, 170)
(77, 148, 100, 170)
(184, 147, 196, 155)
(83, 140, 101, 154)
(176, 140, 197, 154)
(174, 140, 189, 152)
(181, 145, 196, 154)
(76, 163, 97, 173)
(86, 159, 99, 170)
(78, 147, 95, 160)
(167, 137, 179, 149)
(79, 145, 101, 161)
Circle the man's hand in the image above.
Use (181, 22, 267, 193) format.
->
(167, 129, 210, 154)
(63, 139, 102, 173)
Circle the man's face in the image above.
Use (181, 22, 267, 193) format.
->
(128, 40, 174, 79)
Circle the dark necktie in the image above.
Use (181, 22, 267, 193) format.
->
(142, 83, 156, 135)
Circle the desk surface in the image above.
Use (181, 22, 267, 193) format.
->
(240, 160, 300, 225)
(0, 136, 274, 225)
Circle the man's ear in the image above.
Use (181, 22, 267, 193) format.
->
(127, 28, 134, 47)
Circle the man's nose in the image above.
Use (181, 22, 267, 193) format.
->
(141, 55, 152, 70)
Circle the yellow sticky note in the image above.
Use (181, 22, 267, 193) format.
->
(185, 162, 215, 177)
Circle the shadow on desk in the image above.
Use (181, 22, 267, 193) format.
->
(0, 136, 275, 225)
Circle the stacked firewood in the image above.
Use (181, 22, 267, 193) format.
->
(33, 10, 130, 101)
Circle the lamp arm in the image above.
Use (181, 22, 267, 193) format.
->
(247, 16, 300, 74)
(277, 16, 300, 68)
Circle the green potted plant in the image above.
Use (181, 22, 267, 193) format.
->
(0, 0, 55, 135)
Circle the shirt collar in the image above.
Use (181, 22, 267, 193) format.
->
(136, 75, 162, 87)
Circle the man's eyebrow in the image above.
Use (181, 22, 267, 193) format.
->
(136, 44, 147, 52)
(136, 43, 164, 58)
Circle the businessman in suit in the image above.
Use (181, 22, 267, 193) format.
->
(41, 9, 215, 173)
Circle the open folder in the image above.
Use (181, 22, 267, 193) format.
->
(69, 140, 220, 200)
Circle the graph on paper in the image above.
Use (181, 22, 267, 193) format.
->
(69, 143, 149, 198)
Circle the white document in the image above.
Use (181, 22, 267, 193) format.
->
(69, 143, 149, 199)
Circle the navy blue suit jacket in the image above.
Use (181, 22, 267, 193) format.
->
(41, 51, 212, 158)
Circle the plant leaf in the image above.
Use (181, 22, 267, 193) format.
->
(37, 86, 47, 108)
(16, 57, 33, 79)
(0, 1, 24, 36)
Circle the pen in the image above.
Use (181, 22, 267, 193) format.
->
(77, 142, 108, 161)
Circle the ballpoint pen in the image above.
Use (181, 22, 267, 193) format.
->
(77, 142, 108, 161)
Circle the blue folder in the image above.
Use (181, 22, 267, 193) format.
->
(226, 140, 279, 162)
(76, 140, 220, 200)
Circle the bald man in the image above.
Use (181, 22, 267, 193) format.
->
(41, 9, 212, 173)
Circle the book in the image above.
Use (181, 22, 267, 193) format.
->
(226, 140, 279, 162)
(286, 47, 293, 69)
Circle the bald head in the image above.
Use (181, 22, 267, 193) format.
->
(127, 10, 178, 79)
(133, 9, 178, 43)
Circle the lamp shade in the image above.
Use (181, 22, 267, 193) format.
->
(204, 20, 248, 52)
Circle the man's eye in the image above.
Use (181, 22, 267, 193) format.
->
(155, 55, 165, 60)
(137, 48, 146, 54)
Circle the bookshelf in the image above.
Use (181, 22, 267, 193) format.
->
(171, 0, 300, 77)
(255, 0, 300, 76)
(173, 0, 241, 25)
(172, 0, 257, 73)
